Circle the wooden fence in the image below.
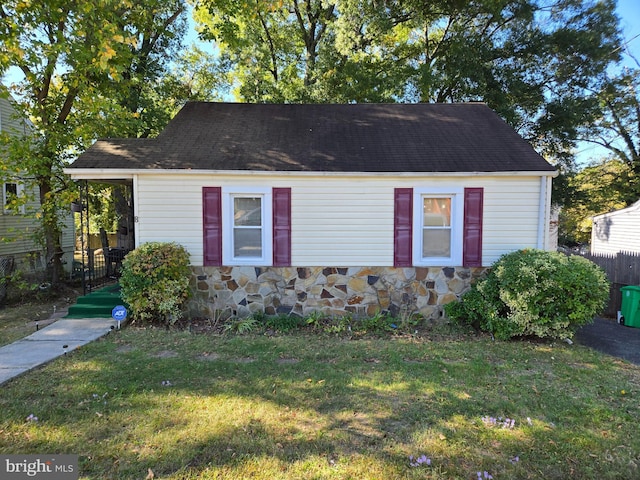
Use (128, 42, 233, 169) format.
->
(580, 251, 640, 318)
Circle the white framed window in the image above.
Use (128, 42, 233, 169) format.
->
(222, 186, 272, 265)
(3, 182, 24, 215)
(413, 187, 463, 266)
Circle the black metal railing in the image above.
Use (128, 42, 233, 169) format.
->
(74, 249, 128, 294)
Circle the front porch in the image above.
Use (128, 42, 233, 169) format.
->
(72, 180, 135, 294)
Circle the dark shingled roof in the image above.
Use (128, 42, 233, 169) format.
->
(68, 102, 556, 173)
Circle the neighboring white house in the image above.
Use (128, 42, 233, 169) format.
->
(65, 102, 557, 319)
(0, 94, 74, 276)
(591, 199, 640, 255)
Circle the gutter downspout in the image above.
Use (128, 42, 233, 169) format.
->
(133, 174, 140, 249)
(537, 176, 552, 250)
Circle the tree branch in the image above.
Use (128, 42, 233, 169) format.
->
(256, 1, 278, 82)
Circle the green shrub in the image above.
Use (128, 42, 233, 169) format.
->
(223, 316, 258, 334)
(445, 249, 609, 340)
(120, 242, 192, 326)
(263, 313, 305, 332)
(355, 310, 397, 333)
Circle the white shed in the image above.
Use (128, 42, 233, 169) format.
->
(591, 200, 640, 255)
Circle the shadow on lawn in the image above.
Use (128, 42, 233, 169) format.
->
(4, 331, 640, 479)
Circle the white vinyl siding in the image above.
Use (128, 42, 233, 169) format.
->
(0, 182, 47, 258)
(0, 97, 30, 137)
(591, 201, 640, 255)
(290, 181, 393, 266)
(134, 174, 547, 267)
(482, 178, 542, 263)
(0, 184, 74, 264)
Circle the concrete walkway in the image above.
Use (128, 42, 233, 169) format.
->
(0, 313, 119, 386)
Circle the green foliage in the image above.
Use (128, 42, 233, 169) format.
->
(195, 0, 622, 163)
(86, 184, 118, 233)
(0, 0, 186, 285)
(579, 70, 640, 185)
(120, 242, 191, 326)
(223, 317, 258, 334)
(559, 158, 635, 245)
(4, 327, 640, 479)
(355, 310, 397, 333)
(445, 249, 609, 340)
(321, 314, 354, 335)
(263, 313, 305, 333)
(302, 309, 421, 336)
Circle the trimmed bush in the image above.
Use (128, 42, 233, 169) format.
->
(445, 249, 609, 340)
(120, 242, 192, 326)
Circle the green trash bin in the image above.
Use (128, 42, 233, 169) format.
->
(620, 286, 640, 328)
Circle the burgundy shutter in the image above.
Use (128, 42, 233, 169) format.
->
(272, 187, 291, 266)
(203, 187, 222, 266)
(394, 188, 413, 267)
(463, 187, 484, 267)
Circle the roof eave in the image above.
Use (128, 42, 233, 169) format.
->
(592, 198, 640, 220)
(64, 168, 558, 179)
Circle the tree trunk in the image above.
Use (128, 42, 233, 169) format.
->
(39, 179, 64, 285)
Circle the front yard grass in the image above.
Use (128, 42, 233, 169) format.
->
(1, 326, 640, 479)
(0, 289, 78, 347)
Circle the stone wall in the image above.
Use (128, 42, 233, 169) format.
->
(190, 266, 487, 320)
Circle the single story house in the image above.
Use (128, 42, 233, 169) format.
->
(64, 102, 557, 319)
(1, 94, 74, 279)
(591, 199, 640, 255)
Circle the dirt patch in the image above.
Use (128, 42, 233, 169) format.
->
(196, 352, 221, 361)
(229, 357, 255, 364)
(172, 317, 226, 335)
(153, 350, 179, 358)
(402, 357, 425, 364)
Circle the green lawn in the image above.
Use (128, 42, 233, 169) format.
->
(1, 326, 639, 479)
(0, 293, 77, 347)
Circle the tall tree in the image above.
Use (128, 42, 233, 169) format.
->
(156, 44, 233, 109)
(106, 0, 188, 138)
(194, 0, 622, 163)
(578, 66, 640, 203)
(558, 158, 634, 245)
(0, 0, 187, 285)
(559, 63, 640, 244)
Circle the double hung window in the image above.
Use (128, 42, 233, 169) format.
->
(223, 187, 272, 265)
(203, 186, 291, 267)
(3, 182, 23, 214)
(413, 187, 463, 267)
(232, 196, 264, 258)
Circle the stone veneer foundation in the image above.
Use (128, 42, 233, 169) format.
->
(189, 266, 487, 320)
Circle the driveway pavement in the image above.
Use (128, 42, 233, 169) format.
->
(0, 315, 119, 386)
(575, 317, 640, 365)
